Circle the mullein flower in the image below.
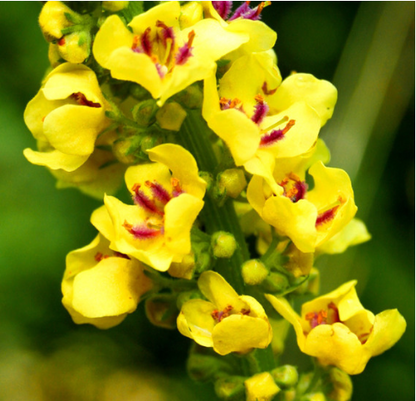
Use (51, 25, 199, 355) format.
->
(202, 1, 277, 56)
(246, 140, 357, 253)
(62, 234, 152, 329)
(91, 144, 206, 272)
(93, 1, 249, 105)
(23, 63, 110, 172)
(177, 271, 273, 355)
(203, 52, 335, 167)
(266, 281, 406, 374)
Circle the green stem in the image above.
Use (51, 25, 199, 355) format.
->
(179, 108, 276, 373)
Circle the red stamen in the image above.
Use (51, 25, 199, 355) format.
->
(145, 180, 171, 204)
(262, 81, 278, 96)
(58, 37, 65, 46)
(70, 92, 101, 108)
(132, 183, 164, 216)
(260, 119, 295, 147)
(123, 220, 161, 240)
(316, 206, 339, 227)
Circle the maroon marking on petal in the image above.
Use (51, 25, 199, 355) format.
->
(212, 1, 232, 20)
(175, 30, 195, 66)
(70, 92, 101, 108)
(145, 180, 171, 204)
(141, 27, 152, 56)
(251, 95, 269, 125)
(260, 119, 295, 147)
(292, 180, 308, 202)
(262, 81, 278, 96)
(123, 220, 161, 240)
(156, 20, 175, 47)
(316, 206, 339, 227)
(132, 183, 164, 216)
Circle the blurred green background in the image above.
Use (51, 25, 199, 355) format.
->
(0, 2, 413, 400)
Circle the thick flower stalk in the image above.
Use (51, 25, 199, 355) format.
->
(23, 2, 406, 400)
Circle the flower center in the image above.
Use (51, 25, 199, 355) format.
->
(70, 92, 101, 108)
(131, 22, 195, 78)
(278, 172, 308, 202)
(213, 1, 271, 21)
(305, 302, 340, 330)
(260, 117, 296, 147)
(123, 178, 184, 240)
(211, 305, 251, 322)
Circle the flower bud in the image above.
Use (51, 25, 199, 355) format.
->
(270, 365, 298, 389)
(145, 294, 177, 329)
(211, 231, 237, 259)
(39, 1, 76, 41)
(215, 376, 246, 400)
(281, 389, 296, 401)
(168, 253, 195, 280)
(187, 349, 233, 382)
(300, 393, 326, 401)
(295, 268, 320, 296)
(112, 137, 140, 164)
(176, 290, 202, 310)
(156, 102, 187, 131)
(174, 84, 203, 109)
(180, 2, 204, 29)
(325, 368, 352, 401)
(57, 31, 90, 64)
(283, 242, 314, 277)
(261, 272, 289, 293)
(217, 169, 247, 199)
(141, 135, 163, 156)
(244, 372, 280, 401)
(132, 99, 159, 127)
(241, 259, 269, 285)
(102, 1, 129, 12)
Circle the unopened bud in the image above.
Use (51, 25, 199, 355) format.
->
(187, 352, 233, 382)
(271, 365, 298, 389)
(180, 1, 203, 29)
(102, 1, 129, 12)
(215, 376, 245, 400)
(112, 137, 139, 164)
(39, 1, 76, 41)
(141, 135, 162, 155)
(145, 294, 177, 329)
(132, 99, 159, 127)
(156, 102, 187, 131)
(57, 31, 90, 63)
(241, 259, 268, 285)
(326, 368, 352, 401)
(168, 253, 195, 280)
(295, 268, 320, 296)
(281, 389, 296, 401)
(283, 242, 313, 277)
(174, 84, 203, 109)
(211, 231, 237, 259)
(300, 393, 326, 401)
(217, 169, 247, 199)
(245, 372, 280, 401)
(261, 272, 289, 293)
(176, 290, 202, 310)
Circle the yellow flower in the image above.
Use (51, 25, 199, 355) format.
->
(39, 1, 75, 41)
(202, 1, 277, 57)
(93, 1, 249, 105)
(62, 234, 152, 329)
(177, 271, 272, 355)
(24, 63, 110, 172)
(203, 52, 335, 166)
(266, 281, 406, 374)
(91, 143, 206, 272)
(247, 152, 357, 253)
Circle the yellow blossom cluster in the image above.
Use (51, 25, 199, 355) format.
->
(23, 2, 406, 400)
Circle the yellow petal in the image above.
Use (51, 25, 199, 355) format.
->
(147, 144, 206, 199)
(93, 14, 134, 69)
(90, 205, 115, 242)
(71, 257, 142, 318)
(178, 299, 216, 347)
(198, 271, 241, 311)
(364, 309, 406, 357)
(212, 314, 271, 355)
(23, 147, 88, 172)
(316, 218, 371, 255)
(265, 294, 306, 351)
(304, 323, 367, 375)
(43, 105, 107, 156)
(164, 194, 204, 255)
(268, 73, 338, 127)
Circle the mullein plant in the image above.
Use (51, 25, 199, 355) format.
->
(24, 1, 406, 400)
